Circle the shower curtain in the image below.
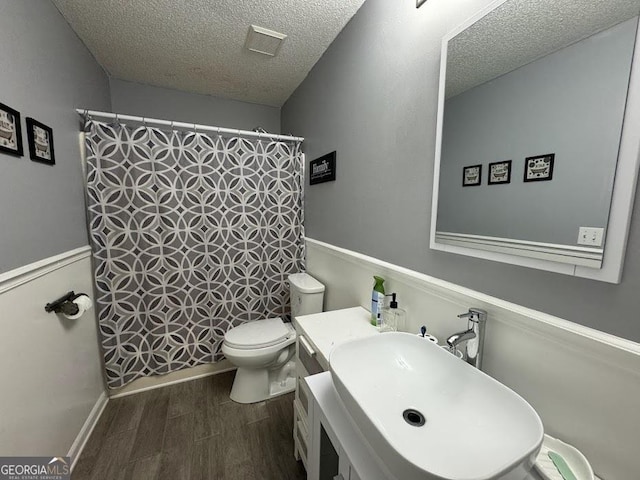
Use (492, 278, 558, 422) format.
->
(83, 119, 305, 388)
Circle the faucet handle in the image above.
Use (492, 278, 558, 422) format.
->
(457, 308, 487, 322)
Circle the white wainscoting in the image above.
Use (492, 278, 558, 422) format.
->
(0, 247, 106, 468)
(305, 237, 640, 480)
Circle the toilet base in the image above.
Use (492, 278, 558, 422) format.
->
(230, 361, 297, 404)
(269, 374, 296, 399)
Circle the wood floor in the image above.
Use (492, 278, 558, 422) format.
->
(72, 371, 306, 480)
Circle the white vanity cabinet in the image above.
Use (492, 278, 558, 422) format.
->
(292, 328, 322, 468)
(292, 307, 378, 471)
(306, 371, 391, 480)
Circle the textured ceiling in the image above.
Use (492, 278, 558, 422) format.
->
(51, 0, 367, 107)
(446, 0, 640, 98)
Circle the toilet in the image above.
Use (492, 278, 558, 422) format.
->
(222, 272, 325, 404)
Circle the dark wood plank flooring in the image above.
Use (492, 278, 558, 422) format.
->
(72, 371, 306, 480)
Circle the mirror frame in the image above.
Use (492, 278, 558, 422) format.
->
(430, 0, 640, 284)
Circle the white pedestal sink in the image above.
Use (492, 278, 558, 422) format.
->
(329, 332, 544, 480)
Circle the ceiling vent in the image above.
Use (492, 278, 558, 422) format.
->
(245, 25, 287, 57)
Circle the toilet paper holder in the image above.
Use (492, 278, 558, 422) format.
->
(45, 291, 88, 316)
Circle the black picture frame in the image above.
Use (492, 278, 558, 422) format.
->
(26, 118, 55, 165)
(488, 160, 512, 185)
(0, 102, 24, 157)
(462, 164, 482, 187)
(524, 153, 555, 182)
(310, 151, 336, 185)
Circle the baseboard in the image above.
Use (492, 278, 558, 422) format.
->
(67, 364, 237, 469)
(68, 391, 108, 472)
(109, 361, 236, 399)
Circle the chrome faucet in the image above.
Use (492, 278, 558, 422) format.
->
(447, 308, 487, 370)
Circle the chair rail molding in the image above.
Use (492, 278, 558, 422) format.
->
(0, 246, 92, 294)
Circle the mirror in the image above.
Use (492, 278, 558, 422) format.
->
(431, 0, 640, 283)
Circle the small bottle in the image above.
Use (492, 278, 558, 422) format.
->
(370, 276, 385, 326)
(381, 293, 406, 332)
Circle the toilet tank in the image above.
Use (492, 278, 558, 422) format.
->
(288, 273, 325, 319)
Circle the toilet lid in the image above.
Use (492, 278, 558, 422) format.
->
(224, 317, 292, 349)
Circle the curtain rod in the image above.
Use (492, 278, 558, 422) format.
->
(76, 109, 304, 143)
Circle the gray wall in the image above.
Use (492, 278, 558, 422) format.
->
(109, 78, 281, 133)
(438, 19, 636, 245)
(0, 0, 111, 272)
(282, 0, 640, 342)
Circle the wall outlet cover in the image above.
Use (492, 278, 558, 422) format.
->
(578, 227, 604, 247)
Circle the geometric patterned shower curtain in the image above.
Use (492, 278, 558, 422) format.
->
(83, 119, 305, 389)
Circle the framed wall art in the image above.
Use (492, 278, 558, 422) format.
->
(310, 151, 336, 185)
(0, 102, 24, 157)
(26, 118, 55, 165)
(462, 164, 482, 186)
(524, 153, 554, 182)
(488, 160, 512, 185)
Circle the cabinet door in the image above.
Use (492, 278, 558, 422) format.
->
(298, 374, 311, 416)
(318, 424, 340, 480)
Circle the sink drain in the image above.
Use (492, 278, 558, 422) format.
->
(403, 409, 426, 427)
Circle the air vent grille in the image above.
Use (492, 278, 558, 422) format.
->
(245, 25, 287, 57)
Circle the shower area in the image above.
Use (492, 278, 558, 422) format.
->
(80, 112, 305, 389)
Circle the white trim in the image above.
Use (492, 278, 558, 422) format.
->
(77, 109, 304, 143)
(576, 18, 640, 282)
(108, 366, 236, 399)
(435, 231, 603, 268)
(305, 237, 640, 356)
(68, 392, 108, 472)
(0, 246, 92, 294)
(430, 1, 640, 284)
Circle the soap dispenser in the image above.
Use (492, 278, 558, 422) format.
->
(381, 293, 406, 332)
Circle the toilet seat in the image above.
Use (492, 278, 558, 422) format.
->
(223, 317, 293, 350)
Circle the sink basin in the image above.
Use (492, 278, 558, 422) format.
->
(329, 332, 543, 480)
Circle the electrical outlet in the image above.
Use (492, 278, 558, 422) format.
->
(577, 227, 604, 247)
